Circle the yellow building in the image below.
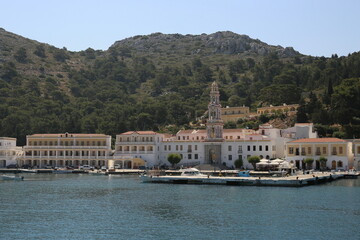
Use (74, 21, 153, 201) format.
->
(19, 133, 112, 168)
(221, 106, 250, 123)
(257, 104, 299, 115)
(285, 138, 353, 170)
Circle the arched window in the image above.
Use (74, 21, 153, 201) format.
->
(337, 161, 343, 168)
(331, 160, 336, 169)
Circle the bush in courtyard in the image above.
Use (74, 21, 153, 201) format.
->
(234, 159, 243, 169)
(167, 153, 182, 168)
(247, 155, 260, 169)
(304, 158, 314, 170)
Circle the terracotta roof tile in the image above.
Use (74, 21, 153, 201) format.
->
(288, 138, 346, 143)
(223, 129, 244, 133)
(30, 133, 108, 137)
(120, 131, 157, 135)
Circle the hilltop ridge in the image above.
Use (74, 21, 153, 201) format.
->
(111, 31, 299, 58)
(0, 28, 360, 145)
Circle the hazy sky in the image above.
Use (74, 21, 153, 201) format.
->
(1, 0, 359, 57)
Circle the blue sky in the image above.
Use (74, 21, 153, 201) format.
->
(1, 0, 359, 57)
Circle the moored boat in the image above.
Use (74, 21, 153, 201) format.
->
(2, 175, 24, 181)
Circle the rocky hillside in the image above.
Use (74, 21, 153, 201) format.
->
(1, 28, 360, 144)
(111, 31, 299, 59)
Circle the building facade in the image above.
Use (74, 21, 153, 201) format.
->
(114, 131, 161, 168)
(221, 106, 250, 123)
(114, 82, 278, 169)
(19, 133, 112, 168)
(285, 138, 353, 170)
(0, 137, 23, 167)
(352, 140, 360, 170)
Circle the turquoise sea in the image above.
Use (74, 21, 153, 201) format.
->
(0, 174, 359, 240)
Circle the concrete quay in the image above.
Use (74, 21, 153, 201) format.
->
(141, 172, 350, 187)
(0, 168, 144, 175)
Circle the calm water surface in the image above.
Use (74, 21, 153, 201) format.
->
(0, 174, 359, 240)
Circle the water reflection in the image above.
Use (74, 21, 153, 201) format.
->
(0, 174, 359, 240)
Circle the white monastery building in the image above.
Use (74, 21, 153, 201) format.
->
(0, 137, 23, 167)
(114, 82, 321, 169)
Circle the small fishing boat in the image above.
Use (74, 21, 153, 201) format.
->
(2, 175, 24, 181)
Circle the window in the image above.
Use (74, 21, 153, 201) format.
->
(247, 146, 250, 151)
(301, 147, 305, 155)
(332, 147, 337, 155)
(322, 147, 327, 154)
(337, 161, 343, 168)
(253, 146, 256, 151)
(194, 154, 198, 159)
(188, 154, 192, 159)
(228, 155, 232, 161)
(307, 147, 312, 155)
(169, 145, 171, 151)
(188, 145, 192, 152)
(259, 145, 262, 151)
(164, 145, 167, 151)
(289, 147, 294, 154)
(265, 145, 269, 151)
(357, 146, 360, 154)
(195, 145, 198, 151)
(228, 146, 232, 151)
(176, 145, 178, 151)
(339, 146, 343, 154)
(180, 145, 183, 151)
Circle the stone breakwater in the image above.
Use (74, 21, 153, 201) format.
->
(141, 171, 357, 187)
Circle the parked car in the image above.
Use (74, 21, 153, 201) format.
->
(80, 165, 94, 170)
(21, 164, 32, 169)
(6, 164, 18, 169)
(114, 164, 121, 169)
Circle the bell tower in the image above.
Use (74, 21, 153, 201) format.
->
(205, 81, 223, 142)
